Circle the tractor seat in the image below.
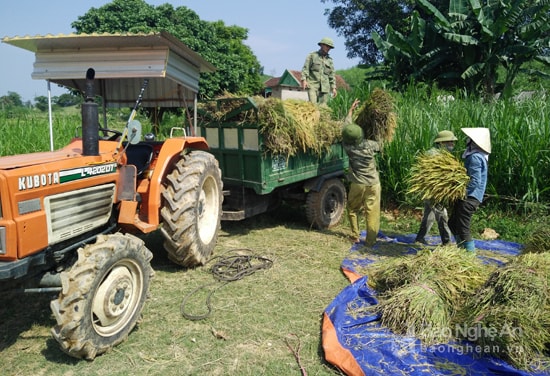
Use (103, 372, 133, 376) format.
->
(125, 144, 154, 176)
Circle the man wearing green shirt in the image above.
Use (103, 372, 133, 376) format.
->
(341, 99, 381, 247)
(301, 37, 337, 104)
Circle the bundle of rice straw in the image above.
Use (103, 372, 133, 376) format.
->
(523, 221, 550, 254)
(256, 98, 341, 156)
(354, 88, 397, 143)
(367, 247, 492, 345)
(407, 149, 469, 207)
(368, 247, 490, 305)
(197, 92, 250, 122)
(197, 96, 342, 156)
(256, 98, 298, 156)
(459, 252, 550, 371)
(377, 282, 451, 345)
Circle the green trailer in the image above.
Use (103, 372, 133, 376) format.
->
(198, 97, 349, 229)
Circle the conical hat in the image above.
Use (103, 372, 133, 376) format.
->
(461, 128, 491, 154)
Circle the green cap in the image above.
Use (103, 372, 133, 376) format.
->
(342, 123, 363, 145)
(318, 37, 335, 48)
(434, 130, 457, 143)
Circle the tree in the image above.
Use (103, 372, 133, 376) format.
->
(56, 93, 82, 107)
(321, 0, 449, 64)
(71, 0, 263, 98)
(0, 91, 24, 108)
(34, 96, 50, 112)
(370, 9, 465, 90)
(371, 0, 550, 97)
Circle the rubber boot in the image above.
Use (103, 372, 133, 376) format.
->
(463, 240, 475, 252)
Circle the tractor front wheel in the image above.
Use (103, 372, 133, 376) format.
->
(50, 233, 154, 360)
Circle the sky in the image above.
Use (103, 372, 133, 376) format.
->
(0, 0, 360, 102)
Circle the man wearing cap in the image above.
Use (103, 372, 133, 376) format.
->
(301, 37, 337, 104)
(341, 99, 381, 247)
(449, 128, 491, 252)
(415, 130, 457, 245)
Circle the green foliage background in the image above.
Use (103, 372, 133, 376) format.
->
(376, 0, 550, 97)
(2, 84, 549, 216)
(71, 0, 264, 98)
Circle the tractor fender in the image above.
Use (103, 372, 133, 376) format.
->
(302, 171, 345, 192)
(146, 137, 210, 225)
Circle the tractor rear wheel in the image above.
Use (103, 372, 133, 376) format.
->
(50, 233, 154, 360)
(305, 178, 347, 229)
(160, 150, 223, 267)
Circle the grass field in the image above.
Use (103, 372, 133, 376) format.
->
(1, 204, 353, 376)
(0, 199, 537, 375)
(3, 90, 548, 210)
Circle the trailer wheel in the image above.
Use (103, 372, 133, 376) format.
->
(160, 150, 223, 267)
(306, 178, 347, 229)
(50, 233, 154, 360)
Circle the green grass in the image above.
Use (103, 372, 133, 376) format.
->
(0, 201, 537, 375)
(0, 106, 149, 155)
(3, 90, 549, 212)
(0, 206, 352, 376)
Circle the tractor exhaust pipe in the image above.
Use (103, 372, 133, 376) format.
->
(82, 68, 99, 156)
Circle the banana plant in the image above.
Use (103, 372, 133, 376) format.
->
(371, 10, 459, 88)
(448, 0, 550, 98)
(373, 0, 550, 97)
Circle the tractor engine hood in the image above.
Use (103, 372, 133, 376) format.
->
(0, 139, 118, 170)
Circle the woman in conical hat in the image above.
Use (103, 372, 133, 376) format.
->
(448, 128, 491, 252)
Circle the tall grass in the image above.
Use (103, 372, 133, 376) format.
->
(1, 109, 82, 155)
(332, 84, 550, 213)
(0, 106, 149, 155)
(2, 90, 549, 213)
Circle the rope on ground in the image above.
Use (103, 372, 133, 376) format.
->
(285, 333, 308, 376)
(180, 248, 273, 321)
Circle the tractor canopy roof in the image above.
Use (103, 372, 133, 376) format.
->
(2, 31, 215, 108)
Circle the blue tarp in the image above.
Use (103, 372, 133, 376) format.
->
(323, 232, 550, 376)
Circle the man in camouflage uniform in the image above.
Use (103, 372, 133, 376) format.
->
(301, 37, 337, 104)
(341, 99, 381, 247)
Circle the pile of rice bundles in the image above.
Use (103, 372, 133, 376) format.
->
(367, 246, 491, 346)
(458, 252, 550, 371)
